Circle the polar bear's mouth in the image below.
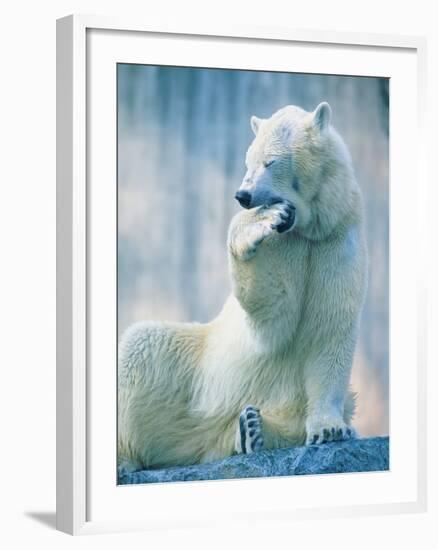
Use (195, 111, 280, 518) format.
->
(235, 189, 284, 210)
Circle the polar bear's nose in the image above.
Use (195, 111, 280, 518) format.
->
(235, 190, 252, 209)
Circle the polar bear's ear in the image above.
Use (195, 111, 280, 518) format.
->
(313, 102, 332, 132)
(250, 115, 263, 136)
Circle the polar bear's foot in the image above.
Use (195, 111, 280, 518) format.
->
(305, 416, 356, 446)
(235, 405, 264, 454)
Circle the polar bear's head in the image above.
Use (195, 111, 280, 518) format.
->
(236, 103, 359, 239)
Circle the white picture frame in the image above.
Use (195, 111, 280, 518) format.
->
(56, 14, 428, 535)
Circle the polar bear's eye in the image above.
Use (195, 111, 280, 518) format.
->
(263, 160, 275, 168)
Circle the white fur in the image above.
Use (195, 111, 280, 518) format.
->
(118, 103, 368, 470)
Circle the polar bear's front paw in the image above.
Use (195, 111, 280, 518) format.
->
(235, 405, 264, 454)
(240, 223, 274, 260)
(232, 202, 296, 261)
(268, 201, 296, 234)
(305, 417, 356, 446)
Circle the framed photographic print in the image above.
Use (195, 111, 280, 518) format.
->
(56, 15, 427, 535)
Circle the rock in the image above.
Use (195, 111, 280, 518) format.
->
(118, 436, 389, 485)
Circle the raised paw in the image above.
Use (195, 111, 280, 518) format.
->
(235, 405, 264, 454)
(229, 201, 296, 261)
(268, 201, 296, 234)
(306, 417, 356, 446)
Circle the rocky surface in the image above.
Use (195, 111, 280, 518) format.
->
(118, 436, 389, 485)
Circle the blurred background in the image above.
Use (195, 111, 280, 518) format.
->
(117, 64, 389, 437)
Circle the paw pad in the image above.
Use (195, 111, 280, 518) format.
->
(238, 405, 264, 454)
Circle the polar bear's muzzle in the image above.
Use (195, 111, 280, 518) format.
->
(235, 186, 284, 210)
(235, 190, 252, 208)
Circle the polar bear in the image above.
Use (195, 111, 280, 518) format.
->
(118, 102, 368, 472)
